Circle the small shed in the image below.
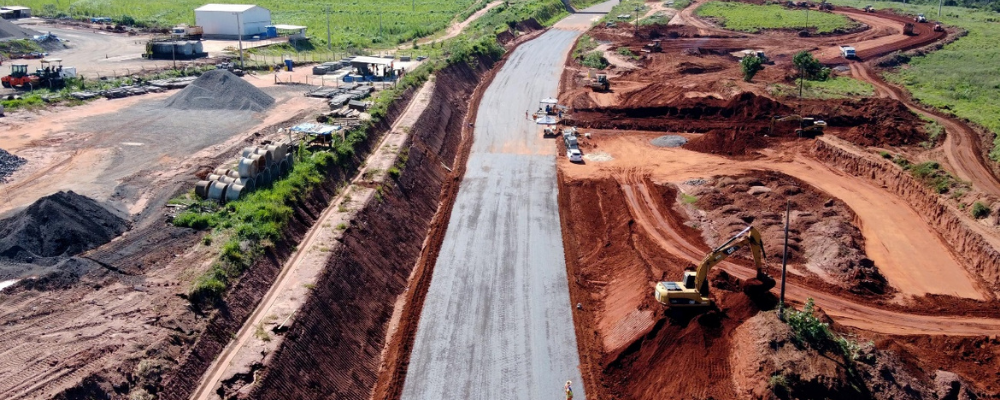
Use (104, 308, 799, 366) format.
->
(1, 6, 31, 18)
(350, 56, 394, 77)
(195, 4, 271, 39)
(271, 24, 307, 41)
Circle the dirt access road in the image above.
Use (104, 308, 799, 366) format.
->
(399, 3, 616, 400)
(10, 21, 155, 78)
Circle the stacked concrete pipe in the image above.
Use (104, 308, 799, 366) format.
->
(194, 142, 294, 202)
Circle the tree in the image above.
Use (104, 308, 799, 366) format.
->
(740, 55, 764, 82)
(792, 51, 830, 81)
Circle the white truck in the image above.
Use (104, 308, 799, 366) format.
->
(839, 45, 856, 59)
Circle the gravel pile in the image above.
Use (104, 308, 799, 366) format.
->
(0, 148, 26, 182)
(164, 69, 275, 112)
(0, 191, 128, 264)
(0, 18, 40, 40)
(583, 151, 613, 162)
(650, 135, 688, 148)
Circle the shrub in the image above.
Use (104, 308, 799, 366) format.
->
(879, 151, 892, 159)
(740, 55, 764, 82)
(785, 298, 833, 349)
(793, 51, 831, 81)
(972, 201, 991, 219)
(580, 51, 609, 69)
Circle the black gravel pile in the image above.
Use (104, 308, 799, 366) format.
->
(0, 148, 25, 182)
(0, 18, 40, 40)
(0, 191, 128, 264)
(164, 69, 275, 112)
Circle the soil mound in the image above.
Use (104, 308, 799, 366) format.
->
(731, 311, 948, 400)
(650, 135, 687, 147)
(164, 70, 274, 112)
(0, 191, 128, 264)
(684, 127, 767, 156)
(0, 148, 26, 182)
(0, 18, 39, 40)
(805, 98, 926, 146)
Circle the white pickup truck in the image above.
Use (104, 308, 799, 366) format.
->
(839, 45, 856, 59)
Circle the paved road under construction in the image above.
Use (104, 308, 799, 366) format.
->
(400, 2, 616, 399)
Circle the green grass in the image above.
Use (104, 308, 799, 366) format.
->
(669, 0, 692, 10)
(769, 76, 875, 99)
(681, 193, 699, 204)
(601, 0, 648, 24)
(24, 0, 485, 49)
(695, 1, 858, 33)
(825, 0, 1000, 162)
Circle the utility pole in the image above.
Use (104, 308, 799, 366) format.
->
(379, 9, 383, 41)
(778, 201, 790, 321)
(236, 12, 244, 69)
(939, 0, 943, 17)
(634, 5, 640, 36)
(326, 5, 331, 51)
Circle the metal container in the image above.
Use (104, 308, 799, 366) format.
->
(207, 181, 229, 201)
(195, 180, 211, 199)
(238, 158, 258, 178)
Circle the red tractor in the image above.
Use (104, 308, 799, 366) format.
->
(2, 64, 39, 88)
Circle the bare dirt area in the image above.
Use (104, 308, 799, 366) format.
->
(557, 2, 1000, 398)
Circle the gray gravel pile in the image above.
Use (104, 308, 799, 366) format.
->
(165, 69, 275, 112)
(0, 191, 128, 265)
(0, 148, 26, 182)
(650, 135, 688, 148)
(0, 18, 39, 40)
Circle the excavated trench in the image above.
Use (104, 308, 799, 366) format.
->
(239, 56, 496, 400)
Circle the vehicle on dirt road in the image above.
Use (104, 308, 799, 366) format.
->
(588, 73, 609, 92)
(915, 13, 927, 22)
(863, 5, 875, 12)
(818, 2, 834, 10)
(934, 23, 944, 32)
(770, 115, 827, 138)
(567, 148, 583, 163)
(654, 226, 774, 307)
(903, 22, 916, 36)
(642, 40, 662, 53)
(839, 45, 856, 59)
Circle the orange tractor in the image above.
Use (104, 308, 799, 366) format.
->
(2, 64, 38, 88)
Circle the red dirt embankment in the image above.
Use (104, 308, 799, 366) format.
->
(813, 139, 1000, 296)
(243, 56, 495, 400)
(153, 91, 420, 400)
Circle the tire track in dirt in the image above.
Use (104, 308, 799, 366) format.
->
(614, 170, 1000, 335)
(849, 61, 1000, 196)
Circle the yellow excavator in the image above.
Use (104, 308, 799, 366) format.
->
(654, 226, 771, 307)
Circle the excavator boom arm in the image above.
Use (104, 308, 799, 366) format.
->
(693, 226, 766, 294)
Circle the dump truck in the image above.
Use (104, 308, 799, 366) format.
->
(171, 24, 204, 40)
(903, 23, 916, 36)
(770, 115, 827, 138)
(839, 45, 856, 59)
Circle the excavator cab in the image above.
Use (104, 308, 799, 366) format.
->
(654, 226, 771, 307)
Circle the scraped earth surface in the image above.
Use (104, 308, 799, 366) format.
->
(558, 2, 1000, 398)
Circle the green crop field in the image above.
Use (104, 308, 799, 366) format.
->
(695, 1, 858, 33)
(770, 76, 875, 99)
(827, 0, 1000, 161)
(21, 0, 486, 49)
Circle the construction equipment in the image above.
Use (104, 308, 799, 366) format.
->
(2, 64, 37, 88)
(863, 5, 876, 12)
(588, 73, 610, 92)
(654, 226, 772, 307)
(915, 13, 927, 23)
(171, 24, 204, 40)
(839, 45, 856, 59)
(770, 115, 827, 138)
(933, 23, 944, 32)
(217, 62, 245, 77)
(35, 59, 75, 89)
(903, 23, 916, 36)
(818, 1, 834, 10)
(642, 40, 662, 53)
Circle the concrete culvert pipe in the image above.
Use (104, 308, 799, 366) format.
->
(238, 177, 256, 192)
(241, 146, 258, 158)
(250, 154, 267, 172)
(225, 169, 241, 179)
(195, 180, 211, 199)
(207, 174, 223, 182)
(218, 176, 237, 184)
(208, 181, 229, 201)
(226, 184, 246, 202)
(266, 144, 286, 161)
(213, 167, 231, 176)
(238, 158, 258, 178)
(253, 148, 274, 167)
(284, 153, 294, 168)
(268, 163, 280, 181)
(278, 159, 289, 177)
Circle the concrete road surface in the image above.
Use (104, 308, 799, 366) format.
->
(401, 2, 615, 399)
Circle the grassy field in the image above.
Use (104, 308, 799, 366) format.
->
(696, 1, 858, 33)
(770, 76, 875, 99)
(826, 0, 1000, 162)
(22, 0, 486, 49)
